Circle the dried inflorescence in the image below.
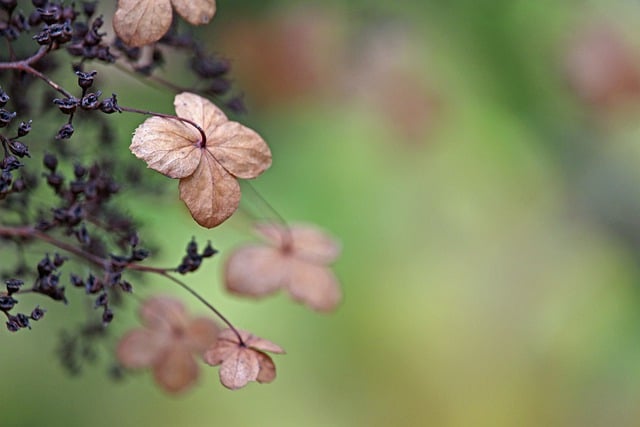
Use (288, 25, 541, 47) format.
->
(225, 223, 343, 312)
(0, 0, 341, 395)
(130, 92, 272, 227)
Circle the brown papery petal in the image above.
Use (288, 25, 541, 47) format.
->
(246, 335, 286, 354)
(224, 245, 287, 297)
(153, 346, 199, 393)
(178, 153, 240, 228)
(116, 329, 167, 369)
(130, 116, 202, 179)
(203, 339, 238, 366)
(219, 348, 260, 390)
(171, 0, 216, 26)
(256, 223, 341, 264)
(139, 296, 187, 331)
(184, 317, 219, 353)
(113, 0, 173, 47)
(210, 121, 272, 179)
(285, 259, 342, 312)
(173, 93, 227, 136)
(255, 352, 277, 384)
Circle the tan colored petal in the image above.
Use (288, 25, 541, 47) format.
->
(184, 317, 219, 353)
(255, 351, 277, 384)
(210, 121, 272, 179)
(178, 153, 240, 228)
(130, 116, 201, 178)
(245, 335, 286, 354)
(224, 245, 288, 297)
(116, 329, 167, 369)
(153, 346, 199, 393)
(171, 0, 216, 25)
(203, 339, 238, 366)
(113, 0, 173, 47)
(219, 348, 260, 390)
(173, 92, 227, 136)
(256, 223, 341, 264)
(285, 259, 342, 312)
(139, 296, 187, 331)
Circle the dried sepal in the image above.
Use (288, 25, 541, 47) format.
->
(224, 223, 342, 311)
(116, 296, 219, 393)
(113, 0, 173, 47)
(114, 0, 216, 47)
(130, 92, 272, 228)
(204, 329, 284, 390)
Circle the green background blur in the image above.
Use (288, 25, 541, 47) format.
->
(5, 0, 640, 426)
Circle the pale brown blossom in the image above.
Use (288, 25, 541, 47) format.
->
(224, 223, 342, 312)
(130, 92, 272, 228)
(114, 0, 216, 47)
(203, 328, 284, 390)
(116, 296, 219, 393)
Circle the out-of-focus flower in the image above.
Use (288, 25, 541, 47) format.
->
(224, 222, 342, 312)
(116, 296, 218, 393)
(564, 24, 640, 110)
(204, 328, 284, 390)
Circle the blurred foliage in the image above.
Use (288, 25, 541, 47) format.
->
(4, 0, 640, 426)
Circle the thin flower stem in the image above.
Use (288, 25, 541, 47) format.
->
(0, 45, 73, 98)
(119, 105, 208, 148)
(159, 272, 245, 345)
(0, 224, 243, 344)
(242, 181, 293, 248)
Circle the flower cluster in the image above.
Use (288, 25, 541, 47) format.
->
(0, 0, 342, 395)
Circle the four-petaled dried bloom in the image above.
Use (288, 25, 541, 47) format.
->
(204, 328, 284, 390)
(114, 0, 216, 47)
(116, 296, 218, 393)
(224, 223, 342, 312)
(130, 92, 272, 228)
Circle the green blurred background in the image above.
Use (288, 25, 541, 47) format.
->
(6, 0, 640, 426)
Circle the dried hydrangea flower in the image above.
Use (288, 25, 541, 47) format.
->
(224, 222, 342, 312)
(116, 296, 218, 393)
(204, 328, 284, 390)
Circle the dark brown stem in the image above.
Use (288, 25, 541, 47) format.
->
(0, 45, 73, 98)
(0, 225, 243, 343)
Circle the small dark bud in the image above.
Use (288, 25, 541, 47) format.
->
(129, 232, 139, 248)
(70, 274, 84, 288)
(119, 280, 133, 293)
(3, 155, 22, 171)
(100, 93, 121, 114)
(80, 91, 101, 110)
(202, 241, 217, 257)
(43, 153, 58, 171)
(0, 88, 9, 107)
(46, 172, 64, 189)
(6, 318, 20, 332)
(76, 70, 97, 90)
(73, 163, 87, 178)
(37, 5, 61, 24)
(0, 295, 18, 311)
(226, 96, 247, 114)
(37, 254, 55, 277)
(33, 30, 51, 45)
(82, 1, 97, 17)
(30, 306, 45, 320)
(6, 278, 24, 294)
(17, 120, 32, 137)
(186, 239, 198, 257)
(206, 78, 231, 95)
(15, 313, 30, 328)
(95, 293, 108, 307)
(7, 140, 30, 158)
(53, 97, 78, 114)
(102, 308, 113, 324)
(130, 248, 149, 261)
(0, 109, 17, 127)
(53, 253, 66, 267)
(56, 123, 74, 139)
